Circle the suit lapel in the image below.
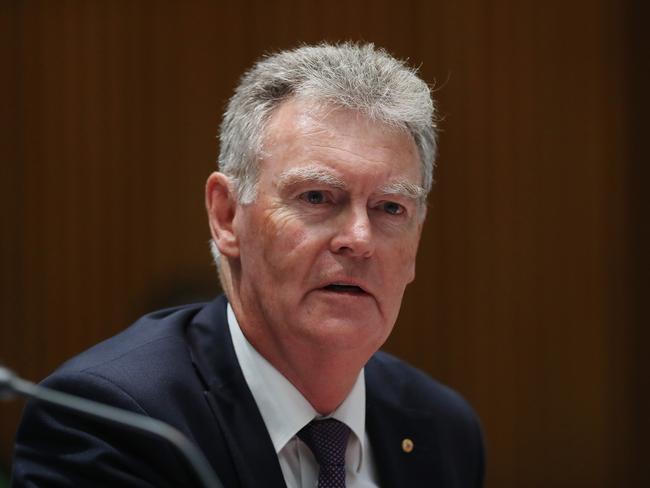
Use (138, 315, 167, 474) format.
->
(187, 296, 287, 488)
(186, 298, 455, 487)
(366, 356, 450, 487)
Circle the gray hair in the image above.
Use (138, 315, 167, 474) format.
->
(218, 42, 437, 203)
(211, 42, 437, 270)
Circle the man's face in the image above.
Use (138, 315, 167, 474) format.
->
(231, 98, 424, 363)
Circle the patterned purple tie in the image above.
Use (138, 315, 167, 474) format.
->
(298, 418, 351, 488)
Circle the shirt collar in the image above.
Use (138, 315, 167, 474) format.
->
(227, 304, 367, 469)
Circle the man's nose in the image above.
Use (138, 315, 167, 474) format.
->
(330, 206, 375, 258)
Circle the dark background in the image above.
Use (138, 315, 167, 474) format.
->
(1, 1, 648, 486)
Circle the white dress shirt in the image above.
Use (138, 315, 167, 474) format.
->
(227, 304, 379, 487)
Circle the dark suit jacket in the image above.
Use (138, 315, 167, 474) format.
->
(12, 295, 484, 487)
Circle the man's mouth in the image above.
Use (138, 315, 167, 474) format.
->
(323, 283, 367, 295)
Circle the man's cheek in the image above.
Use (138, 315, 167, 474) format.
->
(393, 245, 419, 284)
(276, 221, 315, 253)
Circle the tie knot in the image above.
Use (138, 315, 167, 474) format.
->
(297, 418, 351, 467)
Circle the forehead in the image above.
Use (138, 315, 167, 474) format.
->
(260, 98, 421, 184)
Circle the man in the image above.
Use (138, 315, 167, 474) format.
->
(12, 43, 484, 487)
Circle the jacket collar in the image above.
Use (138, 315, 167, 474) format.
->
(365, 354, 450, 487)
(187, 295, 287, 488)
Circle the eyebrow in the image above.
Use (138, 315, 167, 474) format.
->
(377, 181, 427, 202)
(276, 166, 427, 202)
(276, 167, 347, 192)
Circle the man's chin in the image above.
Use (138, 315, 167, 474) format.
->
(295, 313, 387, 351)
(293, 291, 389, 346)
(307, 286, 377, 309)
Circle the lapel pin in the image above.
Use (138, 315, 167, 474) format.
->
(401, 438, 414, 453)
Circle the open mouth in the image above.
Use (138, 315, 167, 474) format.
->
(323, 284, 366, 295)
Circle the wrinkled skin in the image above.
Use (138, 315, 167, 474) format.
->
(207, 98, 425, 410)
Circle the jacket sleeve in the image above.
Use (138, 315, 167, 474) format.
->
(11, 371, 193, 487)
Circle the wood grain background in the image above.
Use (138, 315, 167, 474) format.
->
(1, 1, 648, 486)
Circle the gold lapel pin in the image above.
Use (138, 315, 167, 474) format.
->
(401, 438, 414, 453)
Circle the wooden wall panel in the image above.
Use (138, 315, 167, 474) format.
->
(1, 0, 645, 485)
(625, 0, 650, 484)
(0, 3, 24, 476)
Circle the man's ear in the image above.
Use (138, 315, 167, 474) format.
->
(205, 172, 240, 258)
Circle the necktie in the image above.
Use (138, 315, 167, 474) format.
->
(298, 418, 351, 488)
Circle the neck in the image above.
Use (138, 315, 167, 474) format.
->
(243, 309, 364, 415)
(273, 348, 363, 415)
(223, 264, 370, 415)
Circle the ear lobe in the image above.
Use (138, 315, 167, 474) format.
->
(205, 172, 240, 258)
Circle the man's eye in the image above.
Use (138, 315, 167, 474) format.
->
(382, 201, 405, 215)
(301, 191, 326, 204)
